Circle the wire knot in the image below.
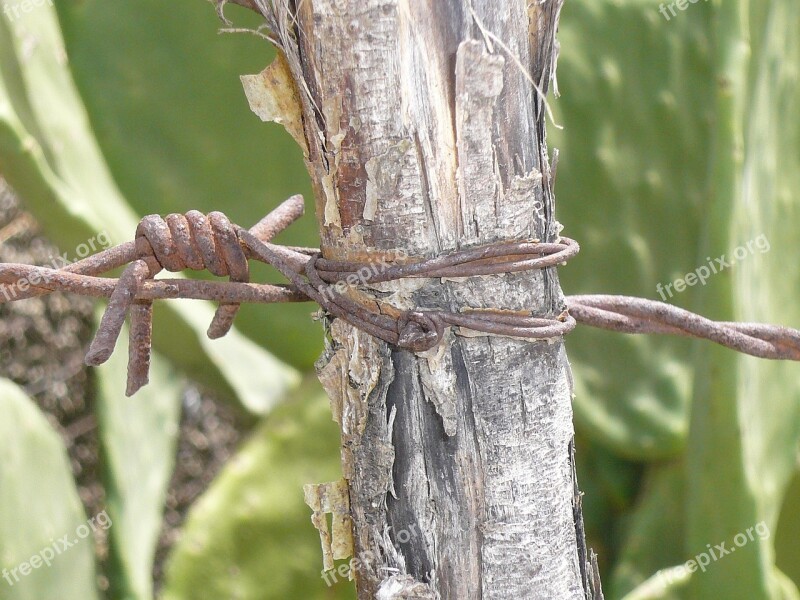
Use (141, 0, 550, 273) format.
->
(397, 312, 445, 353)
(135, 211, 249, 280)
(82, 211, 255, 394)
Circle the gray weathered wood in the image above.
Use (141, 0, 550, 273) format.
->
(251, 0, 602, 597)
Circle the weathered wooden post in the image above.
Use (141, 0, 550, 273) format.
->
(244, 0, 603, 597)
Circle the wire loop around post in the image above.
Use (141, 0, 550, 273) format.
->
(2, 194, 799, 395)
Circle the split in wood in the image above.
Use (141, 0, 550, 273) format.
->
(2, 194, 800, 396)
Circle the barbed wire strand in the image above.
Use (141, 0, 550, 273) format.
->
(1, 195, 798, 395)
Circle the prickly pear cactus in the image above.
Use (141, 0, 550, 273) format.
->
(554, 1, 800, 598)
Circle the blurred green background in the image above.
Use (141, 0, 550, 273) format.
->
(0, 0, 798, 598)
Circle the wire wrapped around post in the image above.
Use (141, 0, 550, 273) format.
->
(1, 194, 799, 396)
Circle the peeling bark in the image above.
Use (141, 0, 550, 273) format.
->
(250, 0, 602, 597)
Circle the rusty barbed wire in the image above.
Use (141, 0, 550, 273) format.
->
(1, 194, 799, 395)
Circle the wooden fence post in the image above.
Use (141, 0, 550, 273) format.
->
(250, 0, 603, 597)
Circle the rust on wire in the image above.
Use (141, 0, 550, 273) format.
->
(1, 194, 799, 396)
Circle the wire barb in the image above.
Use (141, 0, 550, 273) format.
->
(1, 194, 799, 396)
